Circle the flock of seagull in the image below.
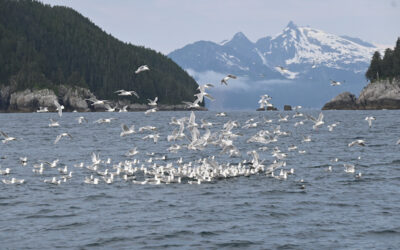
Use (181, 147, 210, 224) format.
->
(0, 65, 394, 187)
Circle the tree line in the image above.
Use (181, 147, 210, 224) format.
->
(366, 38, 400, 82)
(0, 0, 199, 104)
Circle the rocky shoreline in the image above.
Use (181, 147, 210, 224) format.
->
(0, 85, 207, 113)
(322, 79, 400, 110)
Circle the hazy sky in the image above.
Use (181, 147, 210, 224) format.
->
(40, 0, 399, 54)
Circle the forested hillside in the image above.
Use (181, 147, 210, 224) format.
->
(366, 38, 400, 82)
(0, 0, 198, 104)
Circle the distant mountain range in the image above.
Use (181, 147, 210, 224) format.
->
(169, 21, 382, 110)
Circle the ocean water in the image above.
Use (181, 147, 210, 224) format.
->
(1, 110, 400, 249)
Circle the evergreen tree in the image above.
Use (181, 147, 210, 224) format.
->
(393, 38, 400, 79)
(366, 51, 382, 82)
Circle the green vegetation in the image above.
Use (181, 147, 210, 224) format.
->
(366, 38, 400, 82)
(0, 0, 198, 104)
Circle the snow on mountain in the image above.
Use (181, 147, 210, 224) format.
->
(169, 21, 378, 81)
(168, 21, 382, 110)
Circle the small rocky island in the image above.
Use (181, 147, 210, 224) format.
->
(323, 38, 400, 110)
(322, 79, 400, 110)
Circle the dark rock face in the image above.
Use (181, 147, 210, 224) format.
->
(284, 105, 292, 111)
(322, 79, 400, 110)
(58, 85, 96, 112)
(9, 89, 57, 112)
(322, 92, 358, 110)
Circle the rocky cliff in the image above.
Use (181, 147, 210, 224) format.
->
(322, 79, 400, 110)
(0, 85, 206, 112)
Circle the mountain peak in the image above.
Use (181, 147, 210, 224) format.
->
(286, 21, 297, 29)
(223, 31, 253, 48)
(232, 31, 249, 40)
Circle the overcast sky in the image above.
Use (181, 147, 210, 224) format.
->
(40, 0, 400, 54)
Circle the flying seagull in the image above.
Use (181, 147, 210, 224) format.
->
(330, 80, 345, 86)
(115, 90, 139, 98)
(135, 65, 150, 74)
(221, 74, 237, 85)
(365, 116, 376, 128)
(53, 100, 64, 117)
(54, 133, 73, 144)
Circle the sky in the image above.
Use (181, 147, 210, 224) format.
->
(40, 0, 400, 55)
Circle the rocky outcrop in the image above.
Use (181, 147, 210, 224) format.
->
(9, 89, 57, 112)
(284, 105, 292, 111)
(322, 79, 400, 110)
(0, 85, 207, 112)
(322, 92, 358, 110)
(58, 85, 96, 112)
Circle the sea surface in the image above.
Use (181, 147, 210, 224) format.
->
(1, 110, 400, 249)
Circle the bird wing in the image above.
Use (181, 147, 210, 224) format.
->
(0, 131, 8, 138)
(131, 91, 139, 98)
(227, 74, 237, 79)
(121, 124, 129, 132)
(54, 100, 61, 109)
(317, 112, 324, 122)
(54, 134, 62, 144)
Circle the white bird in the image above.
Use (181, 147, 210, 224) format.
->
(182, 99, 201, 109)
(44, 159, 59, 168)
(48, 119, 59, 127)
(344, 163, 355, 173)
(327, 122, 339, 132)
(276, 66, 289, 73)
(348, 139, 365, 147)
(119, 105, 129, 112)
(144, 107, 157, 115)
(104, 104, 116, 112)
(91, 152, 101, 165)
(53, 100, 64, 117)
(44, 177, 61, 185)
(125, 147, 139, 156)
(200, 119, 213, 128)
(0, 168, 10, 175)
(143, 134, 160, 143)
(138, 126, 157, 132)
(94, 118, 116, 124)
(120, 124, 135, 137)
(54, 133, 73, 144)
(195, 85, 214, 102)
(86, 98, 109, 106)
(0, 131, 16, 143)
(365, 116, 376, 128)
(2, 178, 24, 184)
(19, 157, 28, 165)
(216, 112, 227, 117)
(221, 74, 237, 85)
(37, 107, 49, 113)
(147, 97, 158, 106)
(114, 89, 139, 98)
(77, 116, 88, 124)
(308, 112, 324, 130)
(135, 65, 150, 74)
(330, 80, 344, 86)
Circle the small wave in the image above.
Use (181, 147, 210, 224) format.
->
(215, 240, 261, 248)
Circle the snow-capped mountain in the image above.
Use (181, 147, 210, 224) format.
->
(169, 21, 377, 81)
(168, 21, 381, 110)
